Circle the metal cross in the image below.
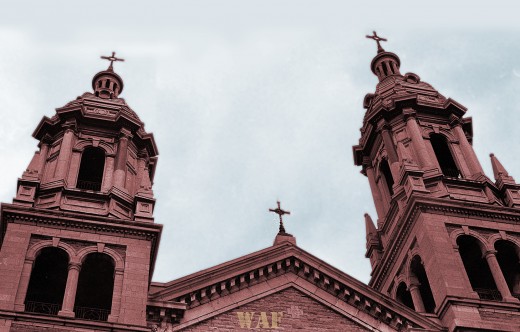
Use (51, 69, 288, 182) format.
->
(100, 52, 125, 70)
(366, 31, 387, 52)
(269, 201, 290, 234)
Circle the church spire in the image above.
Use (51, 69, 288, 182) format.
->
(366, 31, 401, 81)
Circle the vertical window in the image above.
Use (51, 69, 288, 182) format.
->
(430, 134, 460, 177)
(410, 256, 436, 313)
(380, 158, 394, 196)
(76, 147, 105, 191)
(25, 247, 69, 316)
(74, 253, 115, 321)
(395, 282, 414, 310)
(495, 240, 520, 298)
(457, 236, 500, 300)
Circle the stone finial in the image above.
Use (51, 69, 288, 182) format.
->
(490, 153, 515, 182)
(364, 213, 377, 240)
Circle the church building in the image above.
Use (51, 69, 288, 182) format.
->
(0, 34, 519, 331)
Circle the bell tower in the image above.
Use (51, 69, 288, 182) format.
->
(0, 54, 162, 331)
(354, 33, 520, 331)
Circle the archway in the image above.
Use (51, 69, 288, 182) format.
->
(76, 147, 105, 191)
(430, 134, 460, 178)
(410, 256, 436, 313)
(74, 253, 115, 321)
(457, 235, 500, 300)
(395, 282, 414, 310)
(495, 240, 520, 297)
(25, 247, 69, 315)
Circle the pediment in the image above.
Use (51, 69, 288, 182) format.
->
(148, 242, 442, 331)
(174, 286, 373, 331)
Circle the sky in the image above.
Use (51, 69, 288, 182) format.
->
(1, 1, 520, 284)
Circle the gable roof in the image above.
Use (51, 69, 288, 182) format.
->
(148, 239, 443, 331)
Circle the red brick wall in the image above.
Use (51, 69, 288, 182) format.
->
(180, 288, 369, 331)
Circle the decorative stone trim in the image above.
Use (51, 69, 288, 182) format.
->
(371, 197, 520, 290)
(167, 256, 423, 331)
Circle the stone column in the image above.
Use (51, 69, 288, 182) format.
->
(403, 109, 433, 168)
(113, 130, 131, 189)
(484, 250, 518, 302)
(108, 268, 124, 323)
(451, 118, 484, 178)
(55, 128, 75, 181)
(36, 142, 50, 175)
(58, 262, 81, 317)
(366, 166, 385, 220)
(14, 258, 35, 311)
(408, 282, 426, 313)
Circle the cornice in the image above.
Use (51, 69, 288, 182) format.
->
(0, 203, 162, 282)
(1, 203, 161, 238)
(149, 243, 443, 331)
(369, 195, 520, 290)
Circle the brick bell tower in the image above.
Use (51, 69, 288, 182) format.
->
(354, 33, 520, 331)
(0, 53, 161, 331)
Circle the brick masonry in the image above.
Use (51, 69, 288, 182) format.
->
(179, 288, 369, 331)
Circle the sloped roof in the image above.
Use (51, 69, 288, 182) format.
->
(149, 238, 443, 331)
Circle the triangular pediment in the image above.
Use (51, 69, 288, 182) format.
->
(176, 286, 372, 331)
(148, 242, 442, 331)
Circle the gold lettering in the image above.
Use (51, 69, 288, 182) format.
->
(237, 312, 255, 329)
(271, 311, 283, 328)
(255, 312, 270, 329)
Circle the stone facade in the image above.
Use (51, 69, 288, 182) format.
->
(180, 288, 369, 331)
(0, 38, 519, 332)
(353, 38, 520, 331)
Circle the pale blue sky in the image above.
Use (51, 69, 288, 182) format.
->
(1, 1, 520, 283)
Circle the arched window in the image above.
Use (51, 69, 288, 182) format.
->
(410, 256, 436, 313)
(74, 253, 115, 321)
(380, 158, 394, 196)
(76, 147, 105, 191)
(430, 134, 460, 178)
(395, 282, 414, 310)
(457, 236, 500, 300)
(495, 240, 520, 298)
(25, 247, 69, 315)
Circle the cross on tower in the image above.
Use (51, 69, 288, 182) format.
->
(100, 52, 125, 70)
(366, 31, 387, 53)
(269, 201, 290, 234)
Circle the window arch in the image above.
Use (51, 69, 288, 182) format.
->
(25, 247, 69, 315)
(430, 134, 460, 178)
(410, 256, 436, 313)
(380, 158, 394, 196)
(76, 147, 105, 191)
(457, 235, 500, 300)
(395, 282, 414, 310)
(74, 253, 115, 321)
(495, 240, 520, 298)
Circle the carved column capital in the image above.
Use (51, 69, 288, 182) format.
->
(376, 120, 391, 133)
(119, 127, 133, 140)
(402, 108, 417, 121)
(483, 249, 498, 259)
(68, 261, 82, 271)
(449, 114, 462, 127)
